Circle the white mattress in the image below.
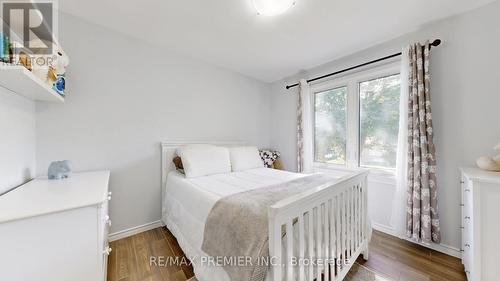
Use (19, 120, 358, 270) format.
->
(162, 168, 306, 281)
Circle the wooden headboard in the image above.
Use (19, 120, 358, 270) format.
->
(160, 141, 245, 213)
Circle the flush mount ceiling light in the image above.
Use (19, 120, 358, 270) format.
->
(252, 0, 295, 16)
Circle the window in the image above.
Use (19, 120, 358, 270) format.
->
(359, 74, 401, 169)
(312, 64, 401, 171)
(314, 86, 347, 165)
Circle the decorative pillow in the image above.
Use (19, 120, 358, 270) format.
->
(259, 150, 281, 168)
(177, 144, 231, 178)
(229, 146, 264, 172)
(172, 156, 185, 174)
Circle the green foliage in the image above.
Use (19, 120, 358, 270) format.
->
(314, 74, 401, 169)
(360, 75, 400, 169)
(314, 87, 347, 164)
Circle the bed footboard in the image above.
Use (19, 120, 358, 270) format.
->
(268, 170, 369, 281)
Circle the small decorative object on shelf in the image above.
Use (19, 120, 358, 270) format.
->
(31, 39, 52, 85)
(9, 41, 33, 70)
(0, 33, 13, 63)
(48, 160, 73, 180)
(476, 142, 500, 172)
(18, 51, 32, 70)
(52, 73, 66, 95)
(28, 40, 70, 97)
(48, 46, 69, 97)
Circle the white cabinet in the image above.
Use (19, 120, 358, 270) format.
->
(460, 168, 500, 281)
(0, 171, 111, 281)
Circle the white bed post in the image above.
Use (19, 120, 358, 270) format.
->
(268, 209, 283, 281)
(361, 176, 369, 261)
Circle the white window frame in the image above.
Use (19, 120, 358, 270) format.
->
(310, 61, 401, 176)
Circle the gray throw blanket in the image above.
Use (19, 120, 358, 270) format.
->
(201, 174, 336, 281)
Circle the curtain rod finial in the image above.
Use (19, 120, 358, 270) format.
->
(432, 39, 441, 47)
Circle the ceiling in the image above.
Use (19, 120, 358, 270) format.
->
(57, 0, 495, 82)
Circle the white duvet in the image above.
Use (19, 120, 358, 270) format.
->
(162, 168, 306, 281)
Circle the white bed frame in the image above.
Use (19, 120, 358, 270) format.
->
(269, 170, 370, 281)
(161, 141, 370, 281)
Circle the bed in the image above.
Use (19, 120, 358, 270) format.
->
(161, 141, 370, 281)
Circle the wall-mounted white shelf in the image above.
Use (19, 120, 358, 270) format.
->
(0, 66, 64, 103)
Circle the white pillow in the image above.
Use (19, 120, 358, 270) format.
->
(229, 146, 264, 172)
(177, 144, 231, 178)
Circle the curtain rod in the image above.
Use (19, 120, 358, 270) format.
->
(285, 39, 442, 90)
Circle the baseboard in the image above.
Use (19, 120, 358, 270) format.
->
(371, 222, 398, 236)
(372, 224, 462, 259)
(108, 220, 164, 242)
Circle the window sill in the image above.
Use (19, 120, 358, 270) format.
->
(368, 170, 397, 185)
(313, 162, 396, 185)
(313, 163, 365, 178)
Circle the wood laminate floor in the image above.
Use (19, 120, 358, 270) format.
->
(107, 228, 466, 281)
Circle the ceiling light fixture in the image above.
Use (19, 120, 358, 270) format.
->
(252, 0, 295, 16)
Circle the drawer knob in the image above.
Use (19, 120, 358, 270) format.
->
(465, 216, 471, 220)
(107, 219, 112, 227)
(465, 244, 471, 248)
(108, 191, 112, 196)
(103, 246, 112, 255)
(460, 180, 465, 184)
(460, 203, 464, 207)
(108, 195, 112, 201)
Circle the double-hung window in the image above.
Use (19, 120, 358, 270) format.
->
(312, 63, 401, 172)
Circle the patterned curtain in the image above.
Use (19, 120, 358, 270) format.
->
(297, 82, 305, 172)
(406, 42, 441, 243)
(297, 79, 313, 173)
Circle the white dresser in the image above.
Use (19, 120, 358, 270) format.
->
(0, 171, 111, 281)
(460, 168, 500, 281)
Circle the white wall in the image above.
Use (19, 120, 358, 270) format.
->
(0, 88, 36, 195)
(35, 13, 272, 233)
(270, 1, 500, 252)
